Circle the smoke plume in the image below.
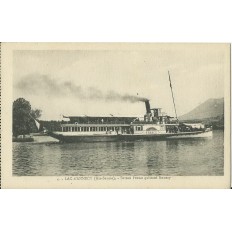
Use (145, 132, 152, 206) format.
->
(16, 75, 148, 103)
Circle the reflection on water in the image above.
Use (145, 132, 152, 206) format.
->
(13, 130, 224, 176)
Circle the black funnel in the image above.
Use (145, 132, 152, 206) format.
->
(145, 100, 151, 113)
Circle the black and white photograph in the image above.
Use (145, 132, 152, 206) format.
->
(1, 2, 232, 232)
(1, 43, 230, 188)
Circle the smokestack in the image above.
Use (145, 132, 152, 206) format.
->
(145, 100, 151, 113)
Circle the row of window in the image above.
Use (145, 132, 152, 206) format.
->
(62, 126, 144, 132)
(62, 126, 118, 132)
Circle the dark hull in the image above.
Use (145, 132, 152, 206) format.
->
(48, 131, 212, 143)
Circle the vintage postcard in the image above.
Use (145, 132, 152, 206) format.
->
(0, 43, 231, 188)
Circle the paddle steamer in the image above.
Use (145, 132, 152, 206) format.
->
(47, 99, 212, 143)
(47, 72, 212, 143)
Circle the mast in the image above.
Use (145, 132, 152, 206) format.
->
(168, 71, 178, 122)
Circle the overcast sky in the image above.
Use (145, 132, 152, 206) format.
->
(13, 44, 227, 120)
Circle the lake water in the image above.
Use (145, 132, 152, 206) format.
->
(13, 130, 224, 176)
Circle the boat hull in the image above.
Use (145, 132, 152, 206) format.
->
(166, 130, 213, 139)
(48, 130, 213, 143)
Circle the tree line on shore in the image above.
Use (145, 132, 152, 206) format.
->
(13, 98, 61, 137)
(180, 114, 224, 130)
(13, 98, 42, 137)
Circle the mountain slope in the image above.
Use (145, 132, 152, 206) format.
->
(179, 98, 224, 121)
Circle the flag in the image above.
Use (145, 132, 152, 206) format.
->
(29, 113, 41, 131)
(34, 119, 40, 131)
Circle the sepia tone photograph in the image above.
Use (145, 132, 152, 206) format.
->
(1, 43, 231, 188)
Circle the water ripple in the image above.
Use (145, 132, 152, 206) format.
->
(13, 130, 224, 176)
